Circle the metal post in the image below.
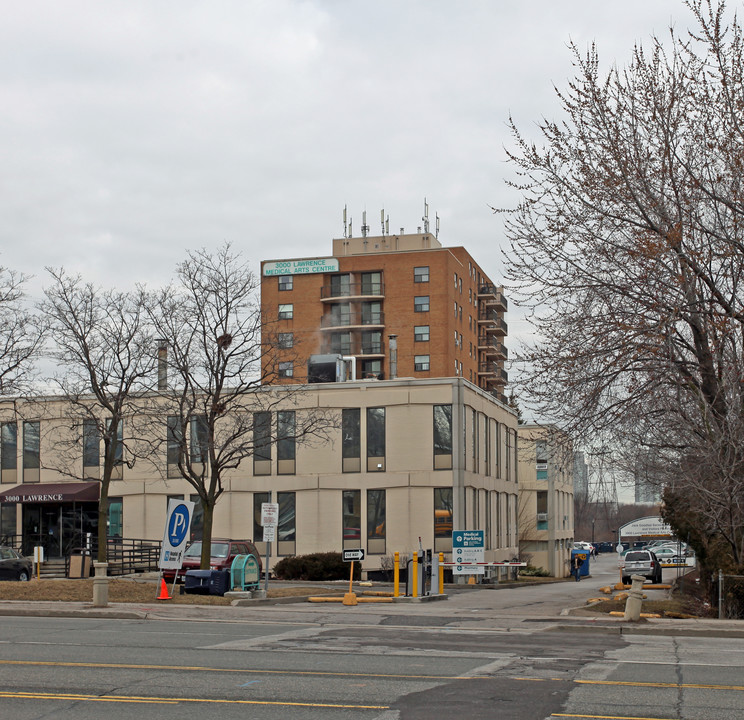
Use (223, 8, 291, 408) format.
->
(265, 544, 270, 594)
(411, 553, 418, 598)
(393, 551, 400, 597)
(439, 552, 445, 595)
(719, 569, 724, 620)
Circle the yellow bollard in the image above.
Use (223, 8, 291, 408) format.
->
(393, 551, 400, 598)
(439, 552, 444, 595)
(412, 553, 418, 598)
(342, 560, 358, 606)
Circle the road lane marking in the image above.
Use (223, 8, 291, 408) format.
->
(0, 658, 482, 681)
(575, 678, 744, 691)
(0, 690, 387, 710)
(553, 715, 682, 720)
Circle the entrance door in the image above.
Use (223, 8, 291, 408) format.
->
(22, 505, 62, 558)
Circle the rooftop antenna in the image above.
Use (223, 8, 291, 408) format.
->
(423, 197, 429, 234)
(361, 210, 369, 238)
(343, 205, 348, 238)
(435, 213, 440, 239)
(380, 209, 385, 236)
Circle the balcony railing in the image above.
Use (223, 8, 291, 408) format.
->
(477, 284, 508, 311)
(320, 312, 385, 329)
(477, 335, 508, 359)
(320, 282, 385, 300)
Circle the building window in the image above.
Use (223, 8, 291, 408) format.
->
(190, 415, 209, 465)
(433, 404, 452, 470)
(366, 407, 385, 471)
(360, 359, 382, 379)
(361, 330, 382, 354)
(253, 411, 271, 475)
(330, 274, 351, 297)
(367, 489, 386, 554)
(454, 301, 458, 318)
(361, 301, 382, 325)
(278, 275, 293, 291)
(413, 266, 429, 283)
(361, 271, 382, 295)
(343, 489, 361, 549)
(414, 355, 430, 371)
(278, 491, 296, 555)
(22, 421, 40, 483)
(342, 408, 361, 472)
(253, 492, 270, 548)
(0, 423, 18, 482)
(414, 325, 429, 342)
(278, 332, 294, 349)
(278, 361, 294, 378)
(108, 497, 123, 537)
(189, 494, 204, 541)
(434, 487, 453, 553)
(277, 410, 295, 474)
(278, 304, 293, 320)
(83, 419, 100, 469)
(166, 416, 182, 478)
(414, 296, 429, 312)
(330, 332, 351, 354)
(536, 490, 548, 530)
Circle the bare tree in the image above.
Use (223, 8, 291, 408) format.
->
(41, 269, 158, 562)
(0, 266, 44, 395)
(150, 244, 331, 570)
(500, 1, 744, 573)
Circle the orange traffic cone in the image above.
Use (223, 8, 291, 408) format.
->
(157, 578, 171, 600)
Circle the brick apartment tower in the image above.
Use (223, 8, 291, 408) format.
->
(260, 230, 508, 398)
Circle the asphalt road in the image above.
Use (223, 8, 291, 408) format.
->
(0, 553, 738, 720)
(2, 604, 744, 718)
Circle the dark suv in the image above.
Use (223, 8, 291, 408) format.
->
(621, 549, 662, 584)
(163, 539, 261, 582)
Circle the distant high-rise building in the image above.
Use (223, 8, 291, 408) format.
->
(573, 451, 588, 498)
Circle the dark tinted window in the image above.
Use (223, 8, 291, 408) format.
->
(625, 551, 649, 562)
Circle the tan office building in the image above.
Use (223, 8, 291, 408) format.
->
(517, 424, 575, 577)
(0, 378, 519, 576)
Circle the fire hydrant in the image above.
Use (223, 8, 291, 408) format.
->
(623, 574, 645, 621)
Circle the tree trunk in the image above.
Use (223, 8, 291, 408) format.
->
(97, 477, 109, 563)
(200, 500, 215, 569)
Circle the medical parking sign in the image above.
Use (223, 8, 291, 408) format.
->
(452, 529, 485, 575)
(159, 499, 195, 570)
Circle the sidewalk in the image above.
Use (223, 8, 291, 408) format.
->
(2, 581, 743, 639)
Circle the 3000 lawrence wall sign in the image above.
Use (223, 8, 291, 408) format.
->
(263, 258, 339, 276)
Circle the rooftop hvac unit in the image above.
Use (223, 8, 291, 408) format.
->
(537, 513, 548, 522)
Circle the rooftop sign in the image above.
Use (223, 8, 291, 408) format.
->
(263, 258, 339, 276)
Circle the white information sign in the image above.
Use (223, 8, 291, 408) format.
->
(263, 525, 276, 542)
(619, 516, 672, 538)
(452, 530, 485, 575)
(159, 499, 195, 570)
(261, 502, 279, 527)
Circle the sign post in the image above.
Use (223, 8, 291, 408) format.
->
(159, 499, 194, 594)
(342, 548, 364, 606)
(261, 502, 279, 594)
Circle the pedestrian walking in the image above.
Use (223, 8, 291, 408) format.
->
(570, 554, 584, 582)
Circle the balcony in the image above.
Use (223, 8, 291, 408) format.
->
(477, 361, 498, 376)
(477, 335, 508, 360)
(485, 368, 509, 386)
(478, 308, 508, 337)
(321, 282, 385, 301)
(477, 284, 508, 312)
(320, 311, 385, 331)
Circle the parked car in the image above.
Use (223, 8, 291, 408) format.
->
(652, 546, 684, 564)
(621, 549, 662, 584)
(573, 541, 594, 552)
(163, 539, 261, 582)
(596, 541, 616, 554)
(0, 546, 32, 581)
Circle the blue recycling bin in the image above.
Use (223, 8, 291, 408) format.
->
(571, 549, 590, 578)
